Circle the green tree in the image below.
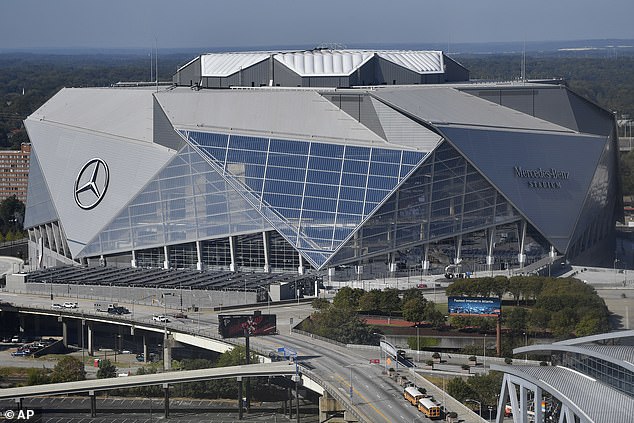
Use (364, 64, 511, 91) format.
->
(447, 377, 475, 402)
(332, 286, 364, 310)
(379, 288, 401, 314)
(358, 290, 382, 312)
(311, 298, 330, 310)
(97, 359, 117, 378)
(402, 297, 427, 324)
(505, 307, 528, 335)
(50, 356, 85, 383)
(26, 368, 50, 385)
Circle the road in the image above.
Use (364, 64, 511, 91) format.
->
(0, 291, 428, 423)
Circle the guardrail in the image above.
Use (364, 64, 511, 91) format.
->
(299, 366, 368, 423)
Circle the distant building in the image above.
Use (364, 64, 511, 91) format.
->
(22, 49, 621, 273)
(494, 331, 634, 423)
(0, 143, 30, 203)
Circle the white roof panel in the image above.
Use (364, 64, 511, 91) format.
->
(275, 50, 375, 77)
(201, 53, 270, 77)
(155, 88, 392, 147)
(28, 87, 155, 143)
(377, 50, 444, 74)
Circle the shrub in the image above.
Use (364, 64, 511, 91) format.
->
(504, 357, 513, 364)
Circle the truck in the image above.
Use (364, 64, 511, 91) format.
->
(94, 302, 118, 312)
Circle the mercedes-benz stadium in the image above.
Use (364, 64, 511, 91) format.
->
(23, 49, 622, 278)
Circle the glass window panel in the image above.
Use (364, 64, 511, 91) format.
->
(245, 178, 263, 193)
(370, 162, 399, 177)
(302, 210, 335, 223)
(334, 227, 355, 241)
(305, 183, 339, 199)
(311, 142, 344, 158)
(191, 132, 228, 148)
(402, 150, 424, 165)
(338, 200, 364, 215)
(336, 213, 362, 226)
(270, 138, 309, 155)
(268, 153, 308, 168)
(400, 165, 415, 178)
(267, 179, 304, 195)
(263, 193, 302, 209)
(339, 186, 365, 201)
(371, 148, 401, 163)
(276, 207, 301, 219)
(343, 159, 369, 174)
(368, 175, 397, 190)
(266, 166, 306, 182)
(309, 156, 342, 172)
(226, 149, 267, 165)
(340, 173, 367, 188)
(229, 135, 267, 152)
(364, 202, 380, 215)
(199, 146, 226, 163)
(307, 170, 340, 185)
(345, 146, 370, 161)
(303, 196, 337, 213)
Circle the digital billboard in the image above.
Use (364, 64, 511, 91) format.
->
(218, 314, 277, 338)
(448, 297, 501, 317)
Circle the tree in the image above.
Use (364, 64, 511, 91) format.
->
(358, 290, 382, 312)
(50, 356, 85, 383)
(402, 298, 426, 324)
(311, 298, 330, 310)
(332, 286, 364, 310)
(505, 307, 528, 335)
(447, 377, 475, 402)
(379, 288, 401, 314)
(97, 359, 117, 378)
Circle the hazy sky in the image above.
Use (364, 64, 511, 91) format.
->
(2, 0, 634, 50)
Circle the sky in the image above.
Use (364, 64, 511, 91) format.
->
(2, 0, 634, 51)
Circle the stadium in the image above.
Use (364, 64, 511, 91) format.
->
(23, 49, 622, 280)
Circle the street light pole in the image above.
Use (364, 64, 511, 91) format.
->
(465, 399, 482, 417)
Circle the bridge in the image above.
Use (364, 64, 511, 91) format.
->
(0, 292, 432, 423)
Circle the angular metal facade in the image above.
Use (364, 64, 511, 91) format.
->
(24, 77, 620, 273)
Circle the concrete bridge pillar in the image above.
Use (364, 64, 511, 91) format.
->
(163, 333, 173, 370)
(87, 322, 94, 356)
(62, 319, 68, 348)
(319, 391, 341, 422)
(143, 335, 148, 363)
(163, 383, 170, 418)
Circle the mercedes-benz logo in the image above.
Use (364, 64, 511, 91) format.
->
(74, 158, 109, 210)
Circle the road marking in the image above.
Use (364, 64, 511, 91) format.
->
(333, 373, 393, 423)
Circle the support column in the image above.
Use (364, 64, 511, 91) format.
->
(454, 235, 463, 264)
(294, 374, 301, 423)
(14, 398, 22, 412)
(143, 335, 148, 363)
(89, 391, 96, 417)
(237, 376, 244, 420)
(196, 240, 203, 271)
(388, 252, 397, 273)
(422, 244, 430, 274)
(131, 250, 137, 268)
(534, 386, 543, 423)
(245, 331, 251, 412)
(163, 333, 172, 371)
(163, 245, 170, 269)
(517, 220, 527, 269)
(229, 236, 236, 272)
(263, 232, 271, 273)
(19, 315, 26, 336)
(62, 319, 68, 348)
(287, 385, 292, 418)
(163, 383, 170, 418)
(297, 252, 304, 275)
(87, 322, 94, 356)
(486, 228, 496, 272)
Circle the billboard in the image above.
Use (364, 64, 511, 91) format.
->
(218, 314, 277, 338)
(448, 297, 501, 317)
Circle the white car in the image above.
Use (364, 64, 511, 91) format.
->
(63, 302, 78, 309)
(152, 315, 169, 323)
(51, 303, 64, 309)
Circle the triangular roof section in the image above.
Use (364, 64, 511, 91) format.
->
(23, 149, 59, 228)
(437, 125, 606, 253)
(200, 52, 271, 77)
(155, 88, 386, 146)
(372, 86, 575, 133)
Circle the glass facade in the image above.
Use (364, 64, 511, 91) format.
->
(562, 352, 634, 397)
(80, 145, 271, 257)
(331, 141, 522, 266)
(183, 130, 425, 268)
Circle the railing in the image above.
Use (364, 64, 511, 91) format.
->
(299, 366, 368, 423)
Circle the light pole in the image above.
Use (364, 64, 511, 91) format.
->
(523, 331, 528, 362)
(465, 399, 482, 417)
(615, 258, 619, 284)
(374, 333, 388, 374)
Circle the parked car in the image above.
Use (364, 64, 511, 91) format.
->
(51, 303, 64, 309)
(152, 315, 169, 323)
(63, 302, 78, 309)
(10, 336, 21, 343)
(11, 351, 28, 357)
